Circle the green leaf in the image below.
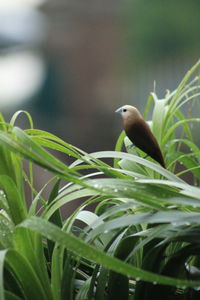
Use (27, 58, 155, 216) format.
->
(152, 99, 167, 143)
(114, 131, 126, 168)
(169, 60, 200, 112)
(10, 110, 34, 129)
(47, 179, 62, 262)
(4, 291, 22, 300)
(143, 92, 154, 120)
(6, 249, 51, 300)
(19, 217, 200, 288)
(13, 227, 52, 299)
(78, 151, 184, 182)
(0, 176, 27, 225)
(162, 118, 200, 146)
(0, 214, 13, 248)
(0, 250, 7, 300)
(86, 210, 200, 242)
(76, 278, 92, 300)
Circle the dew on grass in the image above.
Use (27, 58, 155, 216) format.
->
(172, 222, 177, 226)
(167, 205, 177, 209)
(176, 284, 188, 289)
(184, 222, 190, 226)
(135, 277, 141, 282)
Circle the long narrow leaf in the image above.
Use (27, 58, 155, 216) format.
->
(19, 217, 200, 288)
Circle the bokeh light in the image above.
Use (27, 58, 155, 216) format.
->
(0, 51, 45, 109)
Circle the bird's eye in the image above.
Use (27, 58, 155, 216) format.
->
(123, 108, 127, 112)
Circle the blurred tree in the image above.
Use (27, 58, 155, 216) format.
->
(124, 0, 200, 64)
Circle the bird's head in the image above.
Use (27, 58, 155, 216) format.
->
(115, 105, 142, 122)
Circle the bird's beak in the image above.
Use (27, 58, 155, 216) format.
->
(115, 107, 122, 114)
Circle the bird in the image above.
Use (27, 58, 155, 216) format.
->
(115, 105, 166, 168)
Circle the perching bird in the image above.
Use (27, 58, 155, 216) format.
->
(115, 105, 166, 168)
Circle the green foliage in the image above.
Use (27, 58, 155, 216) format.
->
(0, 62, 200, 299)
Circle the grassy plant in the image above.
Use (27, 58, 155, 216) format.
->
(0, 61, 200, 299)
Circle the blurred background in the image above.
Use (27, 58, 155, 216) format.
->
(0, 0, 200, 153)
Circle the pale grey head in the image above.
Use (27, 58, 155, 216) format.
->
(115, 105, 143, 123)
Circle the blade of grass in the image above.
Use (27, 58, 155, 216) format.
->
(19, 216, 200, 288)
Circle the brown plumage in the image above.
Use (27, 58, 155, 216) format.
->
(115, 105, 165, 168)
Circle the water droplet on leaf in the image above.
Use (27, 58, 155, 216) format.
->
(135, 277, 140, 281)
(172, 222, 177, 226)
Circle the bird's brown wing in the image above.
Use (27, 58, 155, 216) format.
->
(125, 120, 165, 167)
